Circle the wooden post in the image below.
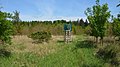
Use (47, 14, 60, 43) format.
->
(64, 30, 71, 43)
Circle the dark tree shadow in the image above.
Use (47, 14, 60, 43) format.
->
(72, 40, 97, 52)
(0, 49, 11, 57)
(75, 40, 97, 49)
(57, 40, 64, 43)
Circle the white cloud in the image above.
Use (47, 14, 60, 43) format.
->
(55, 16, 87, 21)
(20, 14, 87, 21)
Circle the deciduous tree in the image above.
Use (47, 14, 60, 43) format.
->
(0, 11, 13, 45)
(85, 0, 110, 44)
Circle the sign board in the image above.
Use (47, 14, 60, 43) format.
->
(64, 23, 72, 31)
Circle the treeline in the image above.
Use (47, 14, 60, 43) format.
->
(13, 19, 89, 35)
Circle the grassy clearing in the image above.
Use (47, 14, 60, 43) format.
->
(0, 35, 106, 67)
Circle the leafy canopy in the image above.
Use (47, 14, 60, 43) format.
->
(85, 0, 110, 40)
(0, 11, 13, 45)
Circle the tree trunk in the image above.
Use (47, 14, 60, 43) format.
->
(96, 37, 98, 43)
(100, 37, 103, 46)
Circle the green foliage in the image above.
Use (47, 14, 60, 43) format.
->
(28, 31, 51, 43)
(12, 10, 23, 35)
(14, 22, 24, 35)
(72, 25, 76, 34)
(0, 49, 11, 57)
(96, 45, 120, 66)
(117, 3, 120, 7)
(84, 25, 92, 35)
(85, 0, 110, 42)
(112, 18, 120, 39)
(0, 35, 104, 67)
(0, 11, 13, 45)
(105, 23, 113, 36)
(13, 10, 21, 22)
(12, 21, 85, 35)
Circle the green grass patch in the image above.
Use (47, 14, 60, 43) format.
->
(0, 35, 107, 67)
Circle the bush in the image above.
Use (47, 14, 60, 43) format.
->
(96, 45, 120, 66)
(0, 11, 13, 45)
(84, 25, 92, 35)
(0, 48, 11, 57)
(112, 18, 120, 40)
(28, 31, 51, 43)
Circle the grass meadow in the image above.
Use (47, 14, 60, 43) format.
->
(0, 35, 114, 67)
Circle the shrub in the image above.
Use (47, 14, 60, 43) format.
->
(84, 25, 92, 35)
(96, 45, 120, 66)
(112, 18, 120, 41)
(28, 31, 51, 43)
(0, 11, 13, 45)
(0, 48, 11, 57)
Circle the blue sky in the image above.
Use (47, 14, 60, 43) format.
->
(0, 0, 120, 21)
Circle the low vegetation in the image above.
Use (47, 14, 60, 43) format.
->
(96, 44, 120, 66)
(0, 0, 120, 67)
(0, 35, 102, 67)
(28, 31, 51, 43)
(0, 35, 119, 67)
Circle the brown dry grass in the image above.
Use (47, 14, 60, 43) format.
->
(8, 35, 76, 56)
